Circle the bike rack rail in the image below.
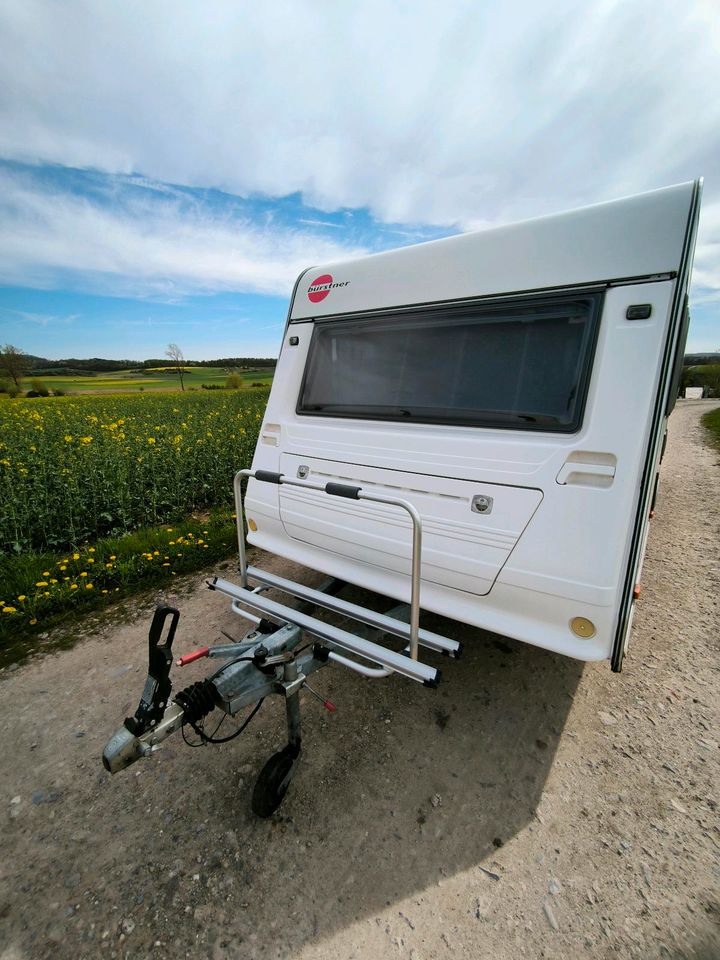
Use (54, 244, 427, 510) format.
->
(229, 467, 460, 685)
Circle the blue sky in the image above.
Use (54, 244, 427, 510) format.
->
(0, 1, 718, 360)
(0, 161, 447, 359)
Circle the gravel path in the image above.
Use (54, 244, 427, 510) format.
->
(0, 400, 718, 960)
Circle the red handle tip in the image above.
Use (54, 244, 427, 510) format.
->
(324, 700, 337, 713)
(176, 646, 210, 667)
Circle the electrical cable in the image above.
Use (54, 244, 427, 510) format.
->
(182, 697, 265, 747)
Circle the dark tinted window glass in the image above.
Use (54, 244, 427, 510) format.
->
(298, 295, 601, 432)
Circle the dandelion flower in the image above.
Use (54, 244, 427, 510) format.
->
(86, 583, 93, 589)
(35, 581, 48, 588)
(2, 607, 17, 614)
(17, 595, 26, 601)
(30, 618, 38, 625)
(73, 553, 80, 560)
(70, 584, 78, 590)
(109, 555, 116, 561)
(80, 572, 88, 578)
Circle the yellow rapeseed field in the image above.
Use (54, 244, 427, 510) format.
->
(0, 391, 267, 641)
(0, 391, 266, 553)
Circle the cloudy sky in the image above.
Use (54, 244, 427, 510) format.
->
(0, 0, 718, 360)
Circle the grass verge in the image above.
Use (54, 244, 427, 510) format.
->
(0, 511, 239, 666)
(702, 407, 720, 450)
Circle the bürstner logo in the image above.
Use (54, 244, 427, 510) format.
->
(307, 274, 350, 303)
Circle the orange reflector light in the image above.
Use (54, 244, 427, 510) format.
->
(247, 518, 258, 532)
(633, 584, 641, 600)
(570, 617, 596, 639)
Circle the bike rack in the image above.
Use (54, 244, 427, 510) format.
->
(230, 467, 460, 684)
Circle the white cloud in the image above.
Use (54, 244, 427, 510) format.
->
(0, 167, 367, 297)
(0, 0, 718, 335)
(0, 0, 718, 227)
(0, 307, 78, 327)
(691, 198, 720, 298)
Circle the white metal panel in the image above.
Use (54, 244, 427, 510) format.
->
(290, 182, 694, 319)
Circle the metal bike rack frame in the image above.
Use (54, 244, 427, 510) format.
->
(234, 468, 425, 661)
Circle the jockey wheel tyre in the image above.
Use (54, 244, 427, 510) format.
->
(251, 746, 297, 818)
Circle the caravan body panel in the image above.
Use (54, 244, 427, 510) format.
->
(246, 182, 701, 664)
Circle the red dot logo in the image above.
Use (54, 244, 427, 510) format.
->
(307, 274, 333, 303)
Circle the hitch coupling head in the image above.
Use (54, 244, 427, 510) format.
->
(102, 701, 185, 774)
(102, 724, 147, 774)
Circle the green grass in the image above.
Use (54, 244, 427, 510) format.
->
(702, 406, 720, 449)
(23, 366, 273, 395)
(0, 388, 269, 656)
(0, 512, 240, 664)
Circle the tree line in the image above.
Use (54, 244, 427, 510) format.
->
(1, 347, 276, 377)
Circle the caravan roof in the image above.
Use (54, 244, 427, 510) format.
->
(290, 182, 695, 320)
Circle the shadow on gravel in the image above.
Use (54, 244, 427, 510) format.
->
(199, 601, 585, 956)
(1, 583, 583, 958)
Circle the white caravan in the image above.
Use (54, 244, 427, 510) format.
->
(245, 180, 701, 671)
(103, 181, 701, 814)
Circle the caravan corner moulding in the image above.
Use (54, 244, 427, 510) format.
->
(246, 180, 702, 672)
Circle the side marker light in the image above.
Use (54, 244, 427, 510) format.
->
(570, 617, 596, 639)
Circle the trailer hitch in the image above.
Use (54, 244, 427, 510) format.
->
(102, 606, 184, 774)
(102, 576, 438, 816)
(101, 608, 328, 815)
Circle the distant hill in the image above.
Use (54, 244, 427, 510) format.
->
(684, 352, 720, 367)
(26, 355, 277, 376)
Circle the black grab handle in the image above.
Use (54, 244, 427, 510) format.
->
(254, 470, 284, 484)
(325, 482, 362, 499)
(252, 471, 362, 499)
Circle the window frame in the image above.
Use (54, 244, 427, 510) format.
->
(295, 289, 605, 434)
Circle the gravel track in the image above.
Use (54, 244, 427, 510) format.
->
(0, 399, 718, 960)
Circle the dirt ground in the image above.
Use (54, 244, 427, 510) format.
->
(1, 400, 718, 960)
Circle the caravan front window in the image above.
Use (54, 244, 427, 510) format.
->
(297, 293, 602, 432)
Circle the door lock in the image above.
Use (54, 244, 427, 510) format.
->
(471, 495, 493, 515)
